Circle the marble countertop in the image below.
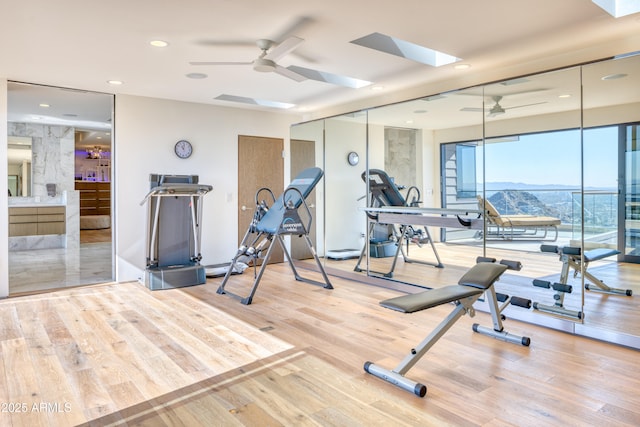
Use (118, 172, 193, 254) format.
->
(8, 199, 66, 208)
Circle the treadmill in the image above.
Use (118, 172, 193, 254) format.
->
(140, 174, 213, 290)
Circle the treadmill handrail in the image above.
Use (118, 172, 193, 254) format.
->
(140, 184, 213, 205)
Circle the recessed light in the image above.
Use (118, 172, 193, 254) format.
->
(107, 80, 123, 85)
(454, 64, 471, 70)
(558, 94, 572, 98)
(186, 73, 208, 79)
(405, 120, 414, 124)
(150, 40, 169, 47)
(39, 103, 50, 108)
(601, 73, 628, 80)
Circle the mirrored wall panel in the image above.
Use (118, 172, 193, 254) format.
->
(292, 52, 640, 349)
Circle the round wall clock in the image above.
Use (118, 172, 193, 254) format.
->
(347, 151, 359, 166)
(174, 140, 193, 159)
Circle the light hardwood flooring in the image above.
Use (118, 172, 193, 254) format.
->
(322, 242, 640, 337)
(1, 264, 639, 426)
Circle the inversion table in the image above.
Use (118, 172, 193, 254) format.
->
(217, 167, 332, 304)
(354, 169, 443, 277)
(364, 259, 531, 397)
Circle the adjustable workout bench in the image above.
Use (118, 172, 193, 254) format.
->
(217, 167, 332, 305)
(533, 244, 631, 319)
(354, 169, 443, 277)
(364, 259, 531, 397)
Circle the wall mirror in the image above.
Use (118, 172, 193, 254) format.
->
(293, 52, 640, 349)
(7, 81, 114, 294)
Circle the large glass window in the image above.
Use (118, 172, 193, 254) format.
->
(455, 144, 477, 198)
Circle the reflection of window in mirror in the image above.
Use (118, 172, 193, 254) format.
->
(7, 135, 32, 197)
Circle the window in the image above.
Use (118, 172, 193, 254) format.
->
(455, 144, 477, 198)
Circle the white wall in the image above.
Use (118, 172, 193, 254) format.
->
(114, 95, 300, 282)
(323, 117, 368, 251)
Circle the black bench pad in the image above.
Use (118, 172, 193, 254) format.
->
(583, 248, 620, 262)
(380, 285, 483, 313)
(540, 245, 620, 262)
(458, 262, 508, 289)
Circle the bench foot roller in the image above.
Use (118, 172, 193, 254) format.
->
(364, 362, 426, 397)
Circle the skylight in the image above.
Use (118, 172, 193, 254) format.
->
(592, 0, 640, 17)
(215, 94, 294, 109)
(350, 32, 461, 67)
(286, 66, 372, 88)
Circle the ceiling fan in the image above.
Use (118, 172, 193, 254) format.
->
(190, 36, 308, 82)
(462, 95, 547, 117)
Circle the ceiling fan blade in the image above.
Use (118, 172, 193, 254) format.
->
(505, 101, 548, 110)
(264, 36, 304, 62)
(287, 65, 371, 88)
(189, 61, 252, 66)
(274, 65, 307, 82)
(270, 16, 314, 42)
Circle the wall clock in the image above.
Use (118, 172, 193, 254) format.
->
(347, 151, 359, 166)
(174, 139, 193, 159)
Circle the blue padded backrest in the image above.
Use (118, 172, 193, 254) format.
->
(362, 169, 406, 207)
(256, 167, 324, 234)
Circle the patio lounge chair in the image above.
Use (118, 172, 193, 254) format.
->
(477, 195, 560, 241)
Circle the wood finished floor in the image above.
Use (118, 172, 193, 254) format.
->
(1, 264, 639, 426)
(323, 242, 640, 337)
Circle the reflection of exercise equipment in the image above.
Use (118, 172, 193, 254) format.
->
(217, 167, 333, 305)
(364, 259, 531, 397)
(354, 169, 443, 277)
(533, 244, 630, 318)
(141, 174, 213, 290)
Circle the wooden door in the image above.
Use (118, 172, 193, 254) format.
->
(290, 139, 317, 259)
(238, 135, 284, 263)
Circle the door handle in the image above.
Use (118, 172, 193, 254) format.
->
(241, 205, 247, 211)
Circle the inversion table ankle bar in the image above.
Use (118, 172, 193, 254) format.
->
(354, 169, 443, 277)
(217, 167, 332, 305)
(364, 261, 531, 397)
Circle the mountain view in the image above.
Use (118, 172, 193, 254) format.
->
(486, 183, 618, 228)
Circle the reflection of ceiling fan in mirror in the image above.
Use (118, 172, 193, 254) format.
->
(462, 95, 547, 117)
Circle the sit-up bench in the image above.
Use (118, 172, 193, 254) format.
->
(364, 260, 531, 397)
(533, 245, 631, 319)
(540, 245, 631, 296)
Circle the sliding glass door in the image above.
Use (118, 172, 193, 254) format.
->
(622, 124, 640, 262)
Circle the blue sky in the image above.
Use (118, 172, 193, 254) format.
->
(482, 127, 618, 189)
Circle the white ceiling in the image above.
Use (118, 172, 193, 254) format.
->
(2, 1, 640, 123)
